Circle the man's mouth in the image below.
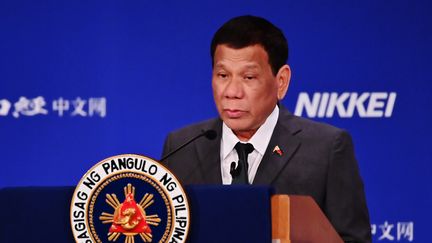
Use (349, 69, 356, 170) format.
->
(224, 109, 245, 118)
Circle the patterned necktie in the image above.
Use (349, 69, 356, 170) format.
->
(231, 142, 254, 184)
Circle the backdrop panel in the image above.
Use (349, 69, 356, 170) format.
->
(1, 1, 430, 242)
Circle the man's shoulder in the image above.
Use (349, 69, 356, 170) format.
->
(282, 109, 344, 133)
(280, 109, 349, 143)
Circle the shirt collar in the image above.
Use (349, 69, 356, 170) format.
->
(221, 105, 279, 159)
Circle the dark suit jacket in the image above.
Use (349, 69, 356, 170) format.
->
(162, 107, 371, 243)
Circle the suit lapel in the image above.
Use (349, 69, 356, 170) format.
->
(194, 119, 223, 184)
(253, 108, 302, 185)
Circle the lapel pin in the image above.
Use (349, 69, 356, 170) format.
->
(273, 145, 283, 156)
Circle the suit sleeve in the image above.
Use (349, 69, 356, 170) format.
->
(325, 130, 372, 243)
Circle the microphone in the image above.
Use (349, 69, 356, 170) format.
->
(230, 161, 240, 177)
(161, 129, 217, 162)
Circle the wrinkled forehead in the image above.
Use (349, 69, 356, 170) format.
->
(212, 44, 270, 70)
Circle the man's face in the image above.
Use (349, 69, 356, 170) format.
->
(212, 44, 290, 140)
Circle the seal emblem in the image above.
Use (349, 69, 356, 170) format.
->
(70, 154, 190, 243)
(100, 183, 161, 242)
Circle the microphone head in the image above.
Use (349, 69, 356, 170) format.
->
(230, 161, 239, 177)
(203, 129, 217, 140)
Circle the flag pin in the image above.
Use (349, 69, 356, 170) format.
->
(273, 145, 283, 156)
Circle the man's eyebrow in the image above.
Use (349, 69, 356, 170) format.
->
(244, 64, 260, 70)
(214, 63, 226, 69)
(214, 63, 260, 69)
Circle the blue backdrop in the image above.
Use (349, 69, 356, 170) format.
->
(1, 1, 430, 242)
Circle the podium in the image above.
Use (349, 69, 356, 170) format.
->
(272, 195, 343, 243)
(0, 186, 342, 243)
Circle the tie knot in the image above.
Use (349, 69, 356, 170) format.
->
(234, 142, 254, 155)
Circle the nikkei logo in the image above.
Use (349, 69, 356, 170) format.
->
(294, 92, 396, 118)
(0, 96, 106, 118)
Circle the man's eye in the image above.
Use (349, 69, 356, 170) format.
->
(218, 73, 228, 79)
(245, 76, 255, 80)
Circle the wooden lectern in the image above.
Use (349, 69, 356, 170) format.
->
(272, 195, 343, 243)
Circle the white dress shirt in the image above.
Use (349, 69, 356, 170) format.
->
(220, 105, 279, 184)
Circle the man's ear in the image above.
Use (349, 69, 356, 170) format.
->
(276, 64, 291, 100)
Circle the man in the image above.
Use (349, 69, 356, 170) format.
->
(162, 15, 371, 242)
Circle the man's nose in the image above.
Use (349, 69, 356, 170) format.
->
(223, 78, 244, 99)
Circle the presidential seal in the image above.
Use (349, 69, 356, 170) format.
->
(70, 154, 190, 243)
